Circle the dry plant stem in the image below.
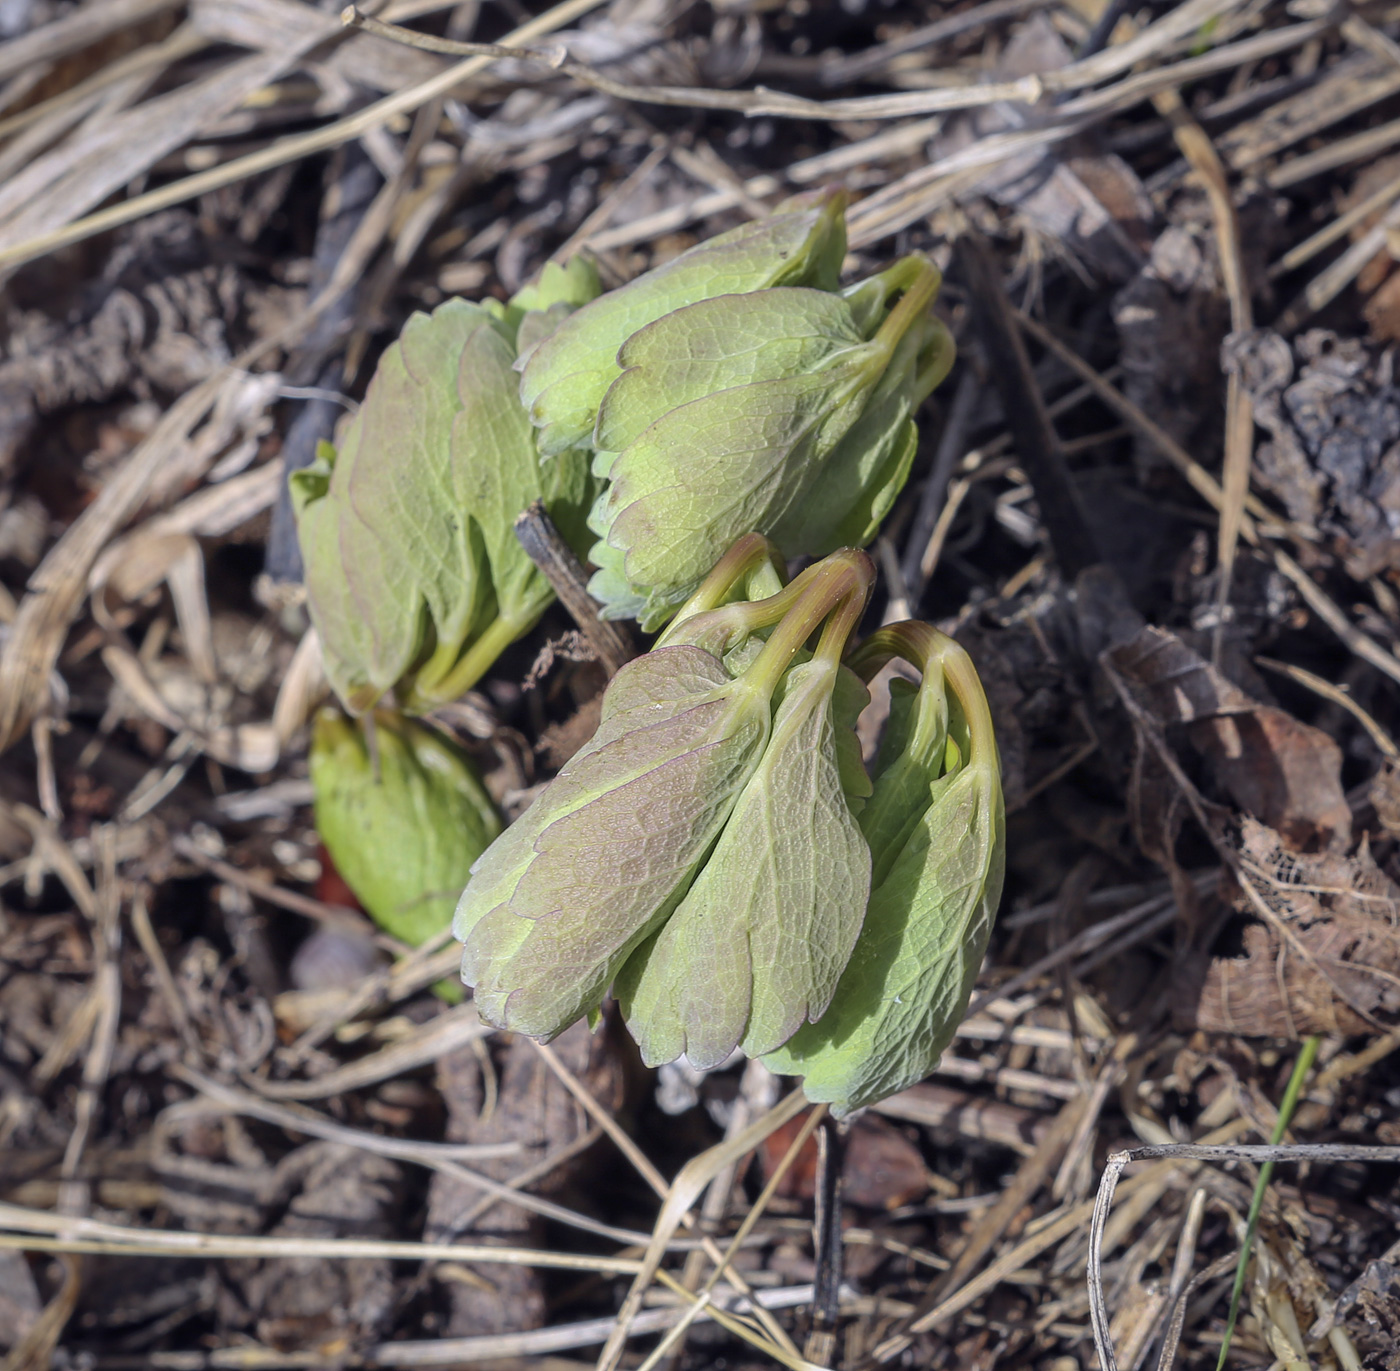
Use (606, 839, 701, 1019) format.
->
(591, 1086, 813, 1371)
(704, 1106, 829, 1305)
(0, 1253, 80, 1371)
(1013, 312, 1272, 533)
(1254, 655, 1400, 759)
(1275, 190, 1400, 335)
(1153, 1252, 1240, 1371)
(1149, 86, 1253, 663)
(901, 367, 979, 600)
(3, 1287, 834, 1369)
(1270, 162, 1400, 276)
(530, 1039, 802, 1361)
(1149, 1185, 1208, 1371)
(0, 6, 1329, 271)
(818, 0, 1045, 83)
(285, 935, 462, 1062)
(0, 0, 183, 85)
(0, 1201, 644, 1273)
(871, 1118, 1256, 1363)
(448, 1126, 605, 1234)
(555, 139, 671, 261)
(83, 1284, 834, 1369)
(926, 1092, 1089, 1312)
(129, 885, 201, 1060)
(7, 829, 122, 1371)
(513, 500, 637, 676)
(663, 1065, 777, 1371)
(1270, 549, 1400, 691)
(1087, 1138, 1400, 1371)
(961, 877, 1208, 1026)
(0, 224, 391, 758)
(648, 1271, 821, 1371)
(171, 1068, 677, 1248)
(0, 24, 204, 144)
(171, 834, 374, 934)
(174, 1066, 522, 1164)
(957, 230, 1099, 578)
(344, 0, 1274, 124)
(0, 0, 609, 273)
(60, 827, 121, 1207)
(247, 1005, 492, 1101)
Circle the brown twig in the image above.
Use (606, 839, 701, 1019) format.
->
(513, 501, 637, 676)
(956, 230, 1100, 579)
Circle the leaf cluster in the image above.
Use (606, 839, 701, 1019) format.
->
(454, 541, 1005, 1113)
(293, 259, 601, 715)
(517, 194, 955, 629)
(292, 194, 991, 1110)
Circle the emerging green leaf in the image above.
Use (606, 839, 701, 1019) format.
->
(764, 627, 1004, 1115)
(311, 710, 502, 947)
(586, 259, 952, 630)
(293, 274, 600, 714)
(294, 300, 497, 711)
(455, 547, 877, 1042)
(517, 192, 848, 457)
(454, 645, 774, 1037)
(617, 656, 871, 1069)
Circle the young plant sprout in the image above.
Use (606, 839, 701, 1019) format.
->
(294, 194, 990, 1101)
(293, 259, 601, 714)
(453, 539, 1004, 1113)
(586, 253, 953, 628)
(763, 623, 1005, 1114)
(454, 545, 876, 1041)
(518, 191, 848, 457)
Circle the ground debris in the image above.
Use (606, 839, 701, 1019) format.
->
(5, 1, 1400, 1368)
(1235, 326, 1400, 579)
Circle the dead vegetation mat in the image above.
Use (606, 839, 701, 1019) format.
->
(5, 0, 1400, 1368)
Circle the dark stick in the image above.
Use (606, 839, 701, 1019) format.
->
(513, 500, 637, 677)
(263, 145, 382, 587)
(901, 365, 979, 603)
(806, 1114, 846, 1369)
(956, 230, 1100, 580)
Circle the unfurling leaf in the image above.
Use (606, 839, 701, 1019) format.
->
(517, 191, 848, 457)
(764, 626, 1004, 1116)
(454, 645, 774, 1037)
(311, 710, 501, 947)
(454, 546, 876, 1042)
(587, 257, 953, 629)
(293, 268, 600, 714)
(616, 656, 871, 1069)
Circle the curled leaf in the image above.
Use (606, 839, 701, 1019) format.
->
(293, 272, 600, 714)
(517, 192, 848, 457)
(765, 627, 1004, 1116)
(454, 645, 774, 1038)
(454, 547, 876, 1042)
(587, 259, 951, 629)
(294, 300, 498, 711)
(617, 656, 872, 1069)
(311, 710, 501, 947)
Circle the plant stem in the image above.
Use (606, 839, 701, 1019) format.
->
(414, 612, 522, 707)
(1214, 1035, 1321, 1371)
